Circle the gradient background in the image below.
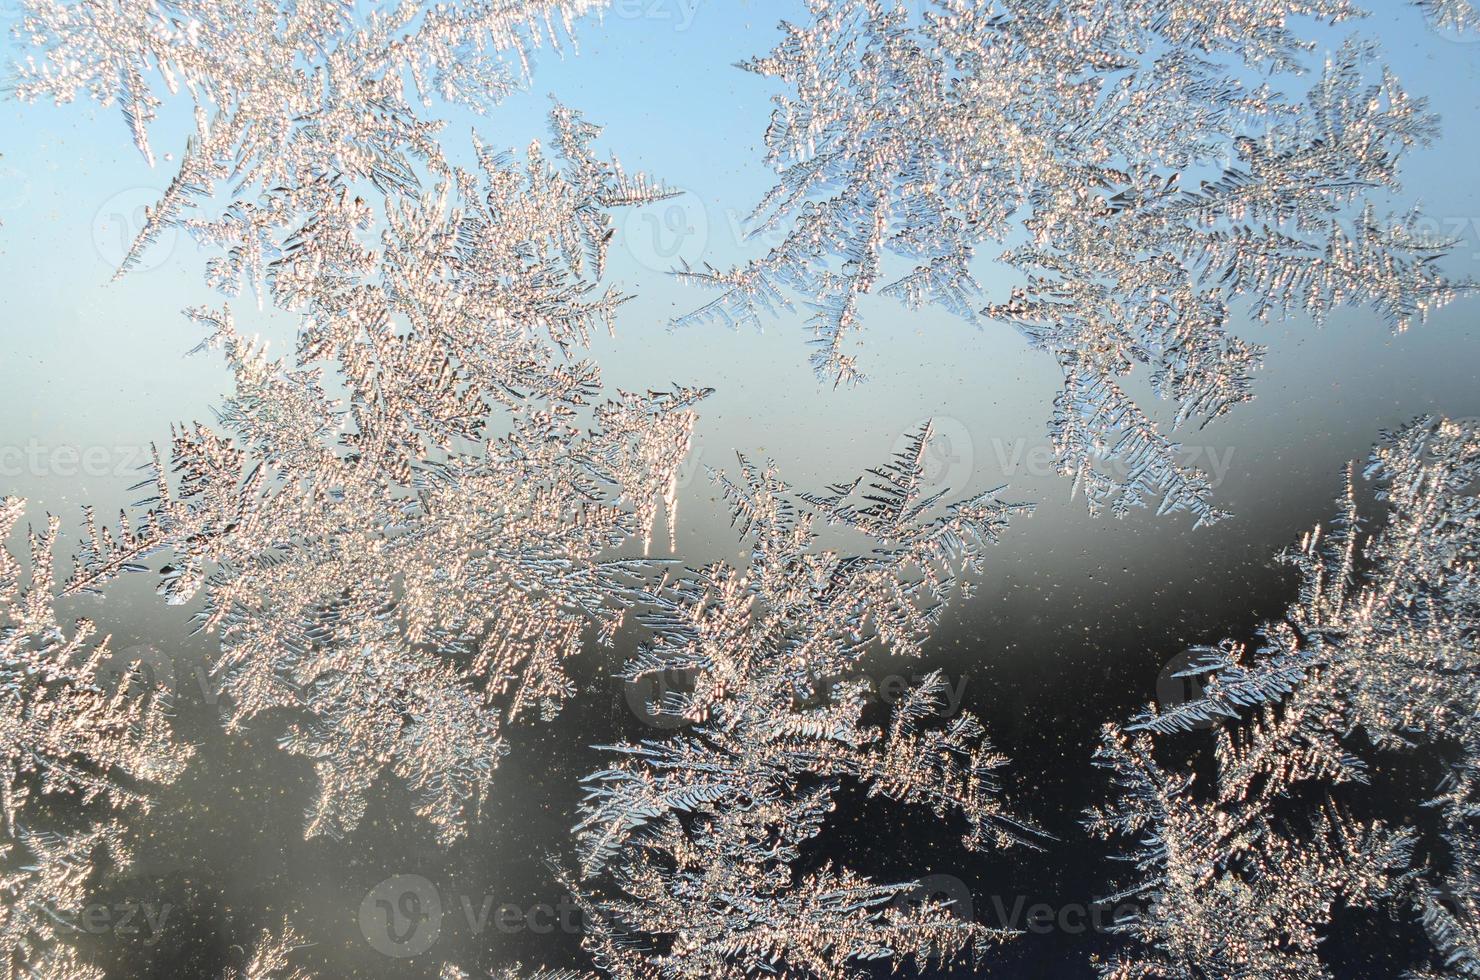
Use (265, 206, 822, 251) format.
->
(1, 2, 1479, 976)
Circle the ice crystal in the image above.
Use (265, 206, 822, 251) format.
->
(0, 498, 191, 978)
(569, 425, 1039, 978)
(445, 967, 597, 980)
(0, 499, 190, 834)
(220, 923, 314, 980)
(9, 1, 1480, 976)
(11, 0, 713, 844)
(1089, 416, 1480, 978)
(11, 0, 610, 288)
(1412, 823, 1480, 979)
(1, 825, 117, 980)
(680, 0, 1473, 525)
(54, 111, 704, 845)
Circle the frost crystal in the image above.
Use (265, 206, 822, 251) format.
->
(8, 0, 1480, 976)
(221, 924, 315, 980)
(445, 967, 597, 980)
(12, 0, 705, 846)
(57, 111, 704, 845)
(1089, 416, 1480, 978)
(11, 0, 610, 287)
(0, 498, 191, 978)
(681, 1, 1473, 524)
(1413, 825, 1480, 979)
(1, 826, 115, 980)
(570, 426, 1040, 978)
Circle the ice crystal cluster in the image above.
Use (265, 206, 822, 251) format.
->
(0, 499, 192, 979)
(14, 0, 706, 847)
(569, 427, 1038, 978)
(218, 925, 314, 980)
(679, 0, 1474, 525)
(10, 0, 610, 286)
(57, 121, 704, 846)
(4, 0, 1480, 978)
(1090, 416, 1480, 978)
